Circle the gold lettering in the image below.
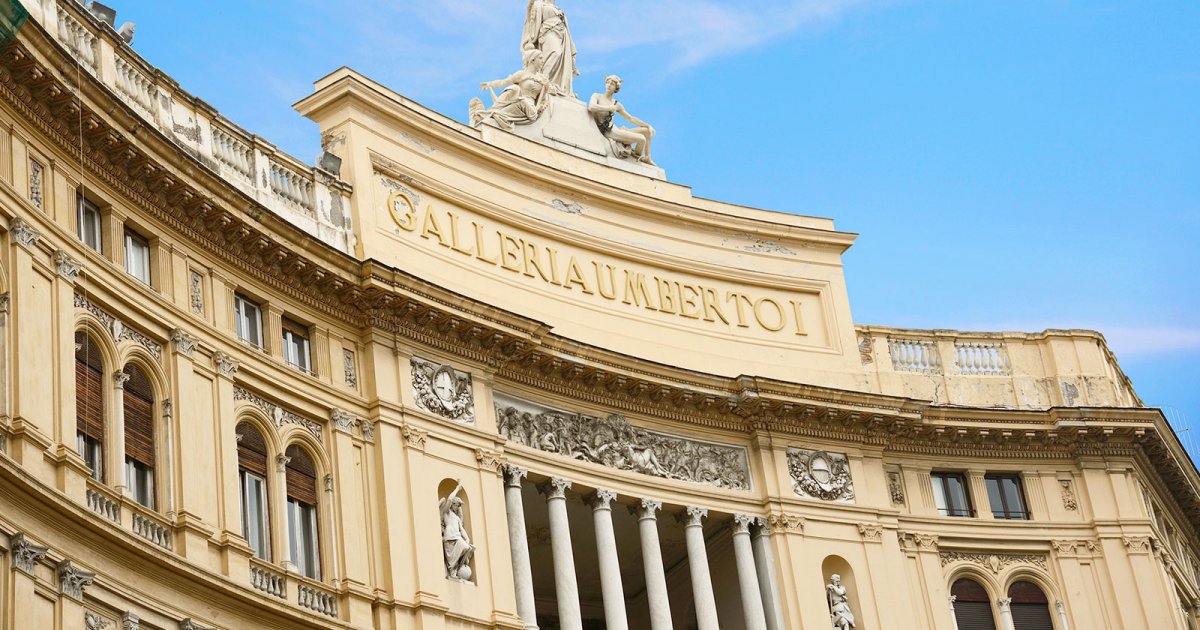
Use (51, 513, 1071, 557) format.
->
(655, 277, 679, 314)
(472, 221, 498, 265)
(522, 240, 552, 282)
(498, 232, 522, 272)
(790, 300, 808, 336)
(594, 262, 618, 299)
(563, 256, 594, 294)
(754, 297, 786, 332)
(387, 191, 417, 232)
(622, 271, 658, 311)
(726, 292, 753, 328)
(702, 287, 729, 324)
(447, 212, 474, 255)
(420, 205, 449, 247)
(678, 283, 702, 319)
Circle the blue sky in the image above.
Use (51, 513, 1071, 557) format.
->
(102, 1, 1198, 458)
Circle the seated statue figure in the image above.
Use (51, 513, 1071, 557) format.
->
(588, 75, 656, 166)
(469, 49, 552, 131)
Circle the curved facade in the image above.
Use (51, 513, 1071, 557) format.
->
(0, 3, 1198, 630)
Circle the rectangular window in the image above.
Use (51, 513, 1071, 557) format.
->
(241, 470, 271, 560)
(985, 474, 1029, 520)
(932, 472, 973, 517)
(234, 294, 263, 348)
(125, 458, 155, 509)
(77, 195, 103, 252)
(77, 433, 103, 482)
(281, 319, 311, 373)
(124, 231, 151, 284)
(288, 498, 320, 580)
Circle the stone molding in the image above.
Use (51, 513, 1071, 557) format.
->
(767, 513, 805, 534)
(899, 531, 939, 552)
(10, 532, 49, 573)
(232, 386, 323, 440)
(330, 408, 358, 434)
(85, 612, 113, 630)
(475, 448, 504, 474)
(1060, 479, 1078, 511)
(540, 477, 572, 500)
(170, 328, 198, 357)
(502, 464, 528, 488)
(411, 357, 475, 423)
(680, 506, 708, 527)
(732, 514, 757, 535)
(276, 455, 291, 473)
(57, 560, 96, 601)
(179, 620, 214, 630)
(343, 349, 357, 388)
(857, 523, 884, 542)
(939, 551, 1048, 573)
(787, 448, 854, 503)
(10, 217, 41, 249)
(122, 613, 140, 630)
(631, 499, 662, 520)
(887, 471, 906, 505)
(495, 394, 750, 491)
(213, 352, 239, 378)
(402, 424, 428, 451)
(113, 370, 130, 389)
(75, 293, 163, 360)
(189, 271, 204, 314)
(55, 250, 82, 282)
(1123, 536, 1153, 554)
(588, 489, 617, 511)
(1051, 539, 1101, 557)
(997, 597, 1012, 612)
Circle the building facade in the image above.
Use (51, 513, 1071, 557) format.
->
(0, 2, 1197, 629)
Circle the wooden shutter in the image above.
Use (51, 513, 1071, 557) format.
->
(237, 423, 269, 477)
(74, 332, 104, 441)
(1008, 581, 1053, 630)
(285, 445, 318, 505)
(123, 365, 155, 467)
(953, 579, 998, 630)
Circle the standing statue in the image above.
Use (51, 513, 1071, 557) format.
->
(521, 0, 579, 97)
(588, 75, 656, 166)
(470, 48, 552, 130)
(827, 574, 857, 629)
(439, 482, 475, 581)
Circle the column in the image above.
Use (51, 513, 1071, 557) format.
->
(275, 453, 294, 571)
(680, 506, 718, 630)
(111, 370, 129, 496)
(750, 519, 786, 630)
(540, 477, 581, 630)
(162, 399, 175, 518)
(997, 597, 1016, 630)
(949, 596, 960, 630)
(1054, 600, 1071, 630)
(503, 465, 538, 630)
(588, 490, 627, 630)
(730, 515, 767, 629)
(632, 499, 672, 630)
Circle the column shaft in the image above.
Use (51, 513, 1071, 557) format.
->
(542, 477, 581, 630)
(949, 596, 960, 630)
(1055, 600, 1071, 630)
(998, 598, 1016, 630)
(111, 371, 128, 495)
(681, 507, 719, 630)
(634, 500, 673, 630)
(732, 515, 768, 630)
(590, 490, 628, 630)
(503, 466, 538, 630)
(751, 520, 786, 630)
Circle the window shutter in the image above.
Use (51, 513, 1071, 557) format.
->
(953, 601, 999, 630)
(123, 365, 155, 467)
(285, 445, 318, 506)
(237, 424, 269, 477)
(1010, 604, 1054, 630)
(74, 333, 105, 441)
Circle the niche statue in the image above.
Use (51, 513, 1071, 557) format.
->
(440, 482, 475, 581)
(827, 574, 857, 629)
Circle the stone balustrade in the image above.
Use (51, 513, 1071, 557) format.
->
(249, 562, 286, 599)
(296, 581, 337, 617)
(85, 484, 120, 523)
(130, 510, 172, 550)
(30, 0, 356, 256)
(858, 325, 1139, 410)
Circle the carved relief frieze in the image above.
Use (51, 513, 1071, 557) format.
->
(55, 250, 81, 282)
(85, 612, 113, 630)
(178, 620, 214, 630)
(74, 292, 114, 328)
(121, 613, 140, 630)
(857, 333, 874, 364)
(330, 408, 358, 434)
(898, 531, 939, 552)
(29, 160, 44, 209)
(170, 328, 197, 357)
(402, 424, 428, 451)
(858, 523, 884, 542)
(1060, 479, 1078, 511)
(9, 217, 42, 249)
(57, 560, 96, 601)
(888, 471, 906, 505)
(74, 294, 163, 359)
(939, 551, 1048, 573)
(10, 532, 49, 573)
(412, 357, 475, 423)
(495, 393, 750, 491)
(767, 513, 806, 534)
(233, 386, 322, 440)
(475, 448, 504, 474)
(343, 348, 357, 388)
(189, 271, 203, 314)
(214, 352, 239, 377)
(1051, 539, 1101, 557)
(787, 448, 854, 503)
(1124, 536, 1153, 554)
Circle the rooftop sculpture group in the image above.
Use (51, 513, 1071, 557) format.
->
(469, 0, 657, 168)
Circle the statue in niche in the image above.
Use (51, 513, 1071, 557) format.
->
(588, 75, 657, 166)
(439, 482, 475, 581)
(470, 48, 552, 131)
(827, 574, 857, 629)
(521, 0, 578, 97)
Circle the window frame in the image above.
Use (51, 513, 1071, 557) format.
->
(123, 229, 151, 284)
(77, 433, 104, 482)
(125, 458, 155, 509)
(288, 497, 321, 580)
(281, 319, 312, 374)
(931, 471, 975, 518)
(984, 473, 1030, 520)
(77, 194, 103, 252)
(234, 294, 264, 348)
(240, 469, 271, 561)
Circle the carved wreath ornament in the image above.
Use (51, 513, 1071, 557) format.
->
(412, 358, 475, 422)
(787, 448, 855, 502)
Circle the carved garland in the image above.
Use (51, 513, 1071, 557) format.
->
(411, 357, 474, 422)
(787, 448, 855, 502)
(233, 386, 322, 440)
(939, 551, 1048, 573)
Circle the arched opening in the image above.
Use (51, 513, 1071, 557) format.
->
(236, 421, 271, 560)
(952, 577, 998, 630)
(122, 363, 155, 509)
(74, 331, 105, 481)
(821, 556, 861, 630)
(438, 478, 475, 582)
(285, 444, 321, 579)
(1008, 580, 1054, 630)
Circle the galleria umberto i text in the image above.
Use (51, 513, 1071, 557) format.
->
(0, 2, 1195, 629)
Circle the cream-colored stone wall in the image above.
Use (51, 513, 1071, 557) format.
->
(0, 3, 1196, 630)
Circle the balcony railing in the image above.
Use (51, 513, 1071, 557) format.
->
(888, 337, 942, 374)
(296, 580, 338, 618)
(85, 484, 120, 522)
(130, 509, 172, 550)
(249, 561, 287, 599)
(954, 341, 1011, 376)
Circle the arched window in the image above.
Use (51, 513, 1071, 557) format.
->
(285, 444, 320, 579)
(952, 578, 998, 630)
(1008, 581, 1054, 630)
(123, 364, 155, 509)
(236, 422, 270, 560)
(74, 332, 105, 482)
